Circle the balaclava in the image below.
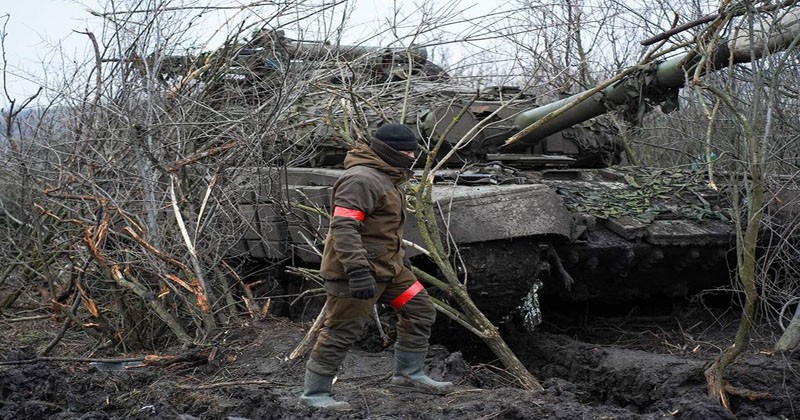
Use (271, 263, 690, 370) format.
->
(369, 123, 418, 168)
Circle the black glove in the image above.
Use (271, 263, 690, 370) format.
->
(348, 268, 376, 300)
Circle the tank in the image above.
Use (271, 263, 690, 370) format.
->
(216, 9, 800, 328)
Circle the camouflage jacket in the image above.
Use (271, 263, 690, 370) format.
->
(319, 143, 412, 281)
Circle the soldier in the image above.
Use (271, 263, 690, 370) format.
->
(300, 123, 453, 410)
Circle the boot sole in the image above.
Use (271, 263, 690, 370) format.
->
(299, 400, 353, 411)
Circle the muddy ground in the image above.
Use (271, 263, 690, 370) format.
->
(1, 297, 798, 420)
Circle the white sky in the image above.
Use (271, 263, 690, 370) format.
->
(2, 1, 99, 106)
(1, 0, 518, 109)
(0, 1, 736, 111)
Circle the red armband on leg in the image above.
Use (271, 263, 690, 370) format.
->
(390, 281, 424, 309)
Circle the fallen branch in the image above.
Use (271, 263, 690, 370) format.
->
(289, 301, 327, 360)
(221, 260, 262, 318)
(723, 382, 771, 401)
(373, 305, 390, 348)
(41, 290, 82, 356)
(143, 350, 210, 367)
(0, 356, 144, 366)
(1, 314, 52, 323)
(177, 379, 289, 390)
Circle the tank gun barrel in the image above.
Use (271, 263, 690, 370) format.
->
(510, 6, 800, 146)
(233, 29, 442, 82)
(284, 39, 428, 64)
(250, 29, 427, 61)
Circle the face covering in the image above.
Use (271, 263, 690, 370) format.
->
(369, 138, 415, 169)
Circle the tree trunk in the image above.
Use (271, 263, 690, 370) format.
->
(775, 301, 800, 351)
(450, 282, 543, 390)
(415, 178, 543, 391)
(702, 84, 764, 410)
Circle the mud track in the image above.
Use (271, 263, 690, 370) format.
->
(1, 305, 799, 419)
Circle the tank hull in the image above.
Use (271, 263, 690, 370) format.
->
(230, 165, 747, 326)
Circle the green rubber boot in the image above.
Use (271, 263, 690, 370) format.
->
(299, 369, 352, 410)
(390, 350, 454, 395)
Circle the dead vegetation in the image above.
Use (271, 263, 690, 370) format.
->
(1, 0, 800, 416)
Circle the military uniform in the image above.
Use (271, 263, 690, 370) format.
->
(300, 124, 452, 410)
(308, 143, 437, 376)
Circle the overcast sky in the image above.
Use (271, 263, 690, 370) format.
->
(1, 0, 516, 109)
(2, 1, 97, 105)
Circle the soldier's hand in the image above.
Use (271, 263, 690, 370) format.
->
(348, 268, 377, 300)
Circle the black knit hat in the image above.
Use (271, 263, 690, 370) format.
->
(373, 123, 418, 151)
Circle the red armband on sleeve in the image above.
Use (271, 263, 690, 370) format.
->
(333, 206, 366, 221)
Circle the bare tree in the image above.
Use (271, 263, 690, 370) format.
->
(4, 0, 799, 403)
(0, 0, 366, 349)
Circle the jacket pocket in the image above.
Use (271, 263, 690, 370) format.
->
(364, 244, 388, 259)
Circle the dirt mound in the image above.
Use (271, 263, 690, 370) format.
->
(1, 316, 798, 419)
(519, 332, 799, 419)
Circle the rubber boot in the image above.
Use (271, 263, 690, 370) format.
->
(299, 369, 352, 410)
(390, 350, 454, 395)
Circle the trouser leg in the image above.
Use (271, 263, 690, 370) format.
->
(307, 282, 386, 376)
(379, 268, 437, 352)
(379, 268, 452, 394)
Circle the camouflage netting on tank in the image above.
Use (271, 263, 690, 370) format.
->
(551, 167, 731, 223)
(607, 61, 681, 125)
